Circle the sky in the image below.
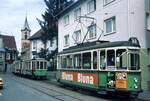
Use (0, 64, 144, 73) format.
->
(0, 0, 46, 52)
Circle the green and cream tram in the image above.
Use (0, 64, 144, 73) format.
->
(56, 38, 142, 97)
(13, 58, 47, 79)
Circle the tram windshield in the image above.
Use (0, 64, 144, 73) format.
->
(116, 49, 127, 69)
(128, 50, 140, 70)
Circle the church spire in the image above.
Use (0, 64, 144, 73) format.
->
(21, 16, 31, 32)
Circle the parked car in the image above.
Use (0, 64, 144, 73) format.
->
(0, 77, 3, 89)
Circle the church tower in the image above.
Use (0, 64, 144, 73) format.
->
(21, 16, 31, 52)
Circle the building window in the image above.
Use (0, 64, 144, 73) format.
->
(0, 53, 3, 59)
(64, 15, 69, 26)
(87, 0, 96, 13)
(24, 32, 28, 39)
(104, 0, 115, 5)
(64, 35, 69, 46)
(104, 17, 116, 34)
(74, 8, 81, 21)
(88, 24, 96, 39)
(74, 30, 81, 44)
(146, 13, 150, 30)
(33, 41, 36, 49)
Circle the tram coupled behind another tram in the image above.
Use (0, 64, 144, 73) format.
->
(23, 59, 48, 79)
(56, 39, 142, 97)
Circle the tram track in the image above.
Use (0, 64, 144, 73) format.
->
(11, 75, 84, 101)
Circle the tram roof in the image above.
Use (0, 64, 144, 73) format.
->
(58, 40, 140, 55)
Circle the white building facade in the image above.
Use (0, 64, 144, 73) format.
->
(58, 0, 150, 90)
(29, 29, 57, 59)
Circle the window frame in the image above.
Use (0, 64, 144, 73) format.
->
(74, 30, 81, 44)
(146, 13, 150, 31)
(63, 15, 69, 26)
(104, 17, 116, 35)
(64, 35, 69, 47)
(87, 0, 96, 14)
(88, 24, 97, 39)
(74, 8, 81, 21)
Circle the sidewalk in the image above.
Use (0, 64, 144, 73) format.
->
(138, 91, 150, 101)
(46, 71, 150, 101)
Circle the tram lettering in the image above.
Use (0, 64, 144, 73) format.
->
(77, 73, 94, 85)
(62, 72, 73, 81)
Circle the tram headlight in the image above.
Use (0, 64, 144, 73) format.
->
(134, 78, 138, 83)
(134, 84, 138, 89)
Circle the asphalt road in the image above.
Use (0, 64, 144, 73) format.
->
(0, 73, 144, 101)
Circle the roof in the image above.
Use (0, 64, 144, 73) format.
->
(58, 40, 140, 55)
(21, 16, 31, 31)
(57, 0, 85, 18)
(0, 35, 17, 51)
(29, 29, 44, 40)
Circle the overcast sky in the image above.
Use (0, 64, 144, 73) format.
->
(0, 0, 46, 52)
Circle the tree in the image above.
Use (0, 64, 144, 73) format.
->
(37, 0, 74, 60)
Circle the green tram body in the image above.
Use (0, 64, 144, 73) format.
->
(13, 59, 47, 79)
(56, 39, 142, 96)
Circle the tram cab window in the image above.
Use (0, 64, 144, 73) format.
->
(129, 52, 140, 70)
(40, 62, 43, 69)
(74, 54, 81, 69)
(83, 52, 91, 69)
(116, 49, 127, 69)
(107, 50, 115, 69)
(100, 50, 106, 69)
(66, 55, 73, 68)
(93, 51, 97, 69)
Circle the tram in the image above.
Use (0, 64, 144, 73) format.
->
(56, 38, 142, 97)
(13, 58, 48, 79)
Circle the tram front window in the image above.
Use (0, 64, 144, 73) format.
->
(37, 61, 39, 69)
(116, 49, 127, 69)
(83, 52, 91, 69)
(107, 50, 115, 69)
(129, 53, 140, 70)
(74, 54, 81, 69)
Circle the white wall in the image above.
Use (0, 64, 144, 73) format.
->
(58, 0, 147, 52)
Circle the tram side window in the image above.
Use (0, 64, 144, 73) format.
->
(32, 61, 35, 70)
(37, 61, 40, 69)
(129, 53, 140, 70)
(74, 54, 81, 69)
(107, 50, 115, 69)
(40, 62, 43, 69)
(66, 55, 73, 68)
(93, 51, 97, 69)
(44, 62, 47, 69)
(83, 52, 91, 69)
(100, 50, 106, 69)
(116, 49, 127, 69)
(62, 56, 67, 68)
